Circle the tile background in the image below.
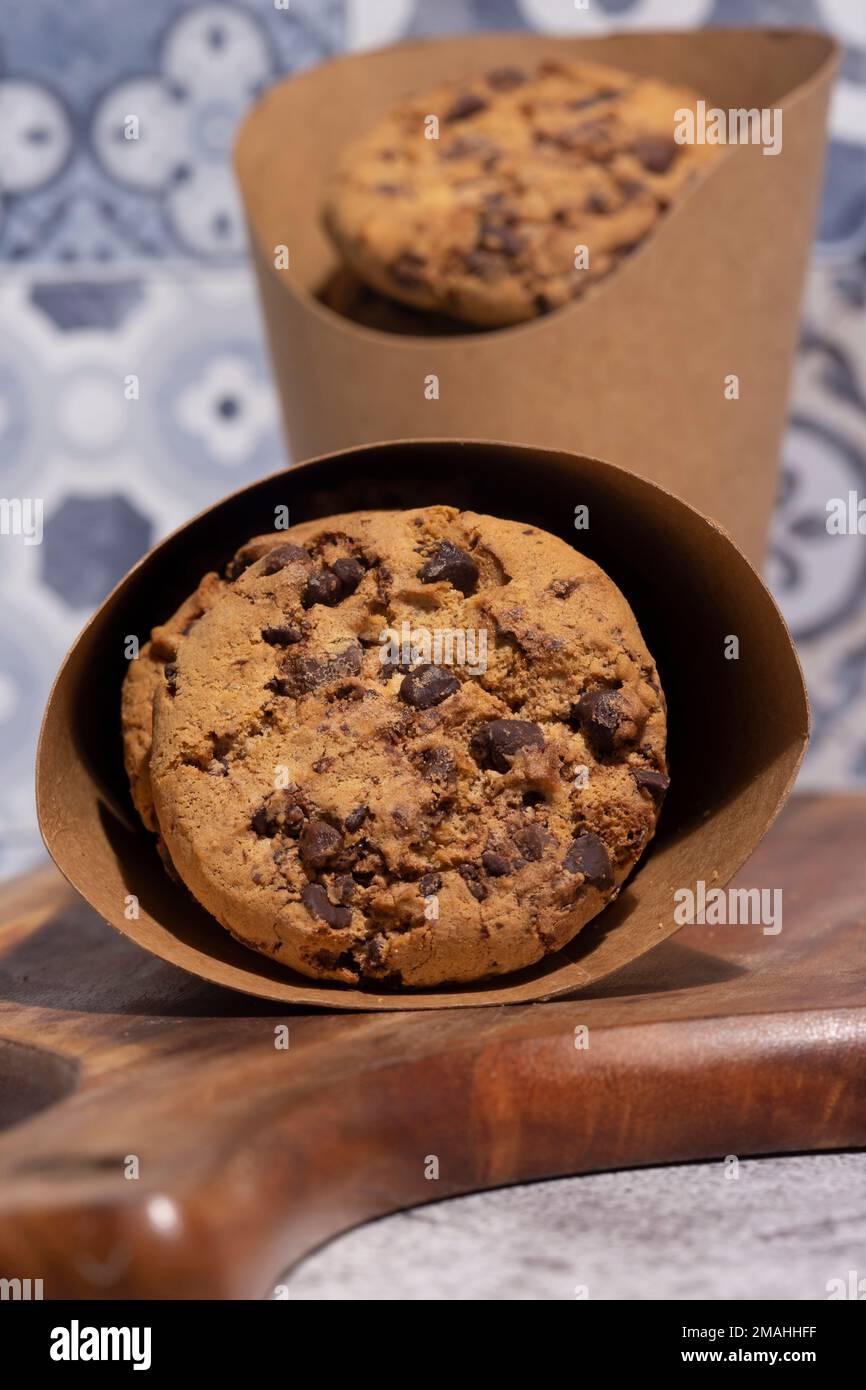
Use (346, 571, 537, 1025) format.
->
(1, 0, 864, 876)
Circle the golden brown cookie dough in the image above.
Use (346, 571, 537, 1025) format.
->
(323, 59, 717, 327)
(121, 532, 284, 831)
(147, 506, 668, 988)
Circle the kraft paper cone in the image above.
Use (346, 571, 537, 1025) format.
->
(235, 27, 838, 566)
(37, 440, 808, 1012)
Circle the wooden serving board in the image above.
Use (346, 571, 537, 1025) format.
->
(0, 794, 864, 1300)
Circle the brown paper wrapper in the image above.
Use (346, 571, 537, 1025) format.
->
(37, 440, 808, 1011)
(235, 27, 838, 565)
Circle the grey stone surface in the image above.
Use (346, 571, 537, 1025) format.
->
(280, 1152, 866, 1301)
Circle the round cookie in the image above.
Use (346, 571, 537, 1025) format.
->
(121, 532, 286, 831)
(323, 58, 718, 327)
(149, 506, 668, 989)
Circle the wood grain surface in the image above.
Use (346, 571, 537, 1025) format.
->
(0, 794, 863, 1300)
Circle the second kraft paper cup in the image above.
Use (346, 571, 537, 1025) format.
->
(235, 27, 837, 566)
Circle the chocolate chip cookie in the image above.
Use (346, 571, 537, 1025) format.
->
(147, 506, 668, 988)
(323, 59, 717, 327)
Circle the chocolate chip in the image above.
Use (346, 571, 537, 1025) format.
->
(378, 658, 411, 682)
(549, 577, 582, 598)
(573, 689, 645, 755)
(633, 136, 677, 174)
(569, 87, 620, 110)
(486, 67, 526, 91)
(417, 539, 478, 595)
(225, 536, 295, 581)
(345, 805, 369, 833)
(262, 624, 303, 646)
(631, 768, 670, 800)
(482, 851, 510, 876)
(224, 557, 250, 582)
(360, 936, 386, 970)
(537, 122, 610, 154)
(470, 719, 544, 773)
(563, 833, 613, 890)
(268, 644, 362, 696)
(335, 686, 365, 707)
(299, 819, 343, 869)
(332, 874, 355, 903)
(331, 556, 365, 594)
(260, 543, 310, 576)
(458, 863, 487, 901)
(500, 226, 523, 256)
(514, 823, 549, 862)
(416, 746, 457, 785)
(302, 569, 343, 608)
(300, 882, 351, 929)
(419, 872, 442, 897)
(399, 664, 460, 709)
(572, 117, 613, 144)
(534, 293, 553, 315)
(164, 663, 178, 696)
(251, 789, 305, 838)
(464, 248, 508, 280)
(390, 251, 426, 288)
(479, 220, 524, 257)
(445, 92, 488, 122)
(441, 134, 490, 162)
(300, 557, 364, 610)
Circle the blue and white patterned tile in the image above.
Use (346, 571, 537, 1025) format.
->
(0, 0, 344, 264)
(769, 260, 866, 788)
(0, 265, 287, 871)
(0, 267, 286, 519)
